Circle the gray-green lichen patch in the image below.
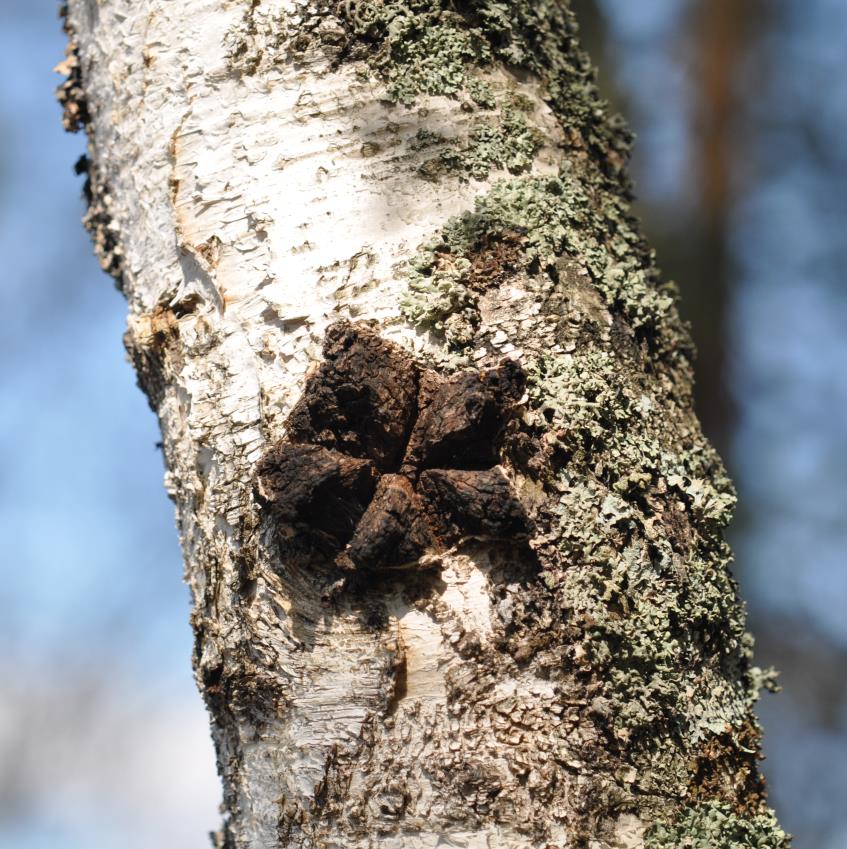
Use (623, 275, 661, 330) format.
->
(332, 0, 631, 170)
(646, 802, 789, 849)
(373, 15, 490, 105)
(511, 341, 756, 798)
(412, 104, 545, 183)
(225, 1, 630, 188)
(402, 173, 681, 358)
(393, 155, 775, 832)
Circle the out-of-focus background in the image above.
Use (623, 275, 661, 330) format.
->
(0, 2, 844, 847)
(573, 2, 847, 845)
(0, 6, 220, 849)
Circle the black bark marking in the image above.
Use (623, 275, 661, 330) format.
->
(338, 475, 436, 572)
(256, 444, 378, 549)
(402, 359, 526, 472)
(257, 320, 530, 574)
(285, 320, 420, 471)
(419, 468, 528, 542)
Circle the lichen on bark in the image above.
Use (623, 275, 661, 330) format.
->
(401, 174, 679, 351)
(65, 0, 788, 846)
(645, 802, 788, 849)
(291, 0, 787, 843)
(413, 103, 546, 183)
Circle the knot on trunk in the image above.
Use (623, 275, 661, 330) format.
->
(256, 320, 530, 573)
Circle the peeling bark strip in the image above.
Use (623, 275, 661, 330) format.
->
(256, 321, 528, 575)
(62, 0, 787, 847)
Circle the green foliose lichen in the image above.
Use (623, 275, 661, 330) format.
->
(402, 174, 681, 355)
(646, 803, 789, 849)
(526, 351, 735, 522)
(380, 18, 491, 104)
(337, 0, 630, 166)
(523, 345, 751, 762)
(447, 106, 546, 180)
(414, 105, 545, 182)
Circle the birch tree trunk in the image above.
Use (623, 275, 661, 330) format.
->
(59, 2, 788, 847)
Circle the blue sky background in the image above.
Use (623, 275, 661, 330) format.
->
(0, 6, 219, 849)
(1, 2, 845, 848)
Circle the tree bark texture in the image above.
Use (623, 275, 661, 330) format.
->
(60, 2, 787, 847)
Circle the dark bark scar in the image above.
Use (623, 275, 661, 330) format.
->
(256, 320, 530, 575)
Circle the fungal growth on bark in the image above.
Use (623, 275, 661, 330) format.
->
(256, 320, 529, 573)
(61, 0, 789, 841)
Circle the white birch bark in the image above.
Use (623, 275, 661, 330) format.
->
(60, 2, 787, 848)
